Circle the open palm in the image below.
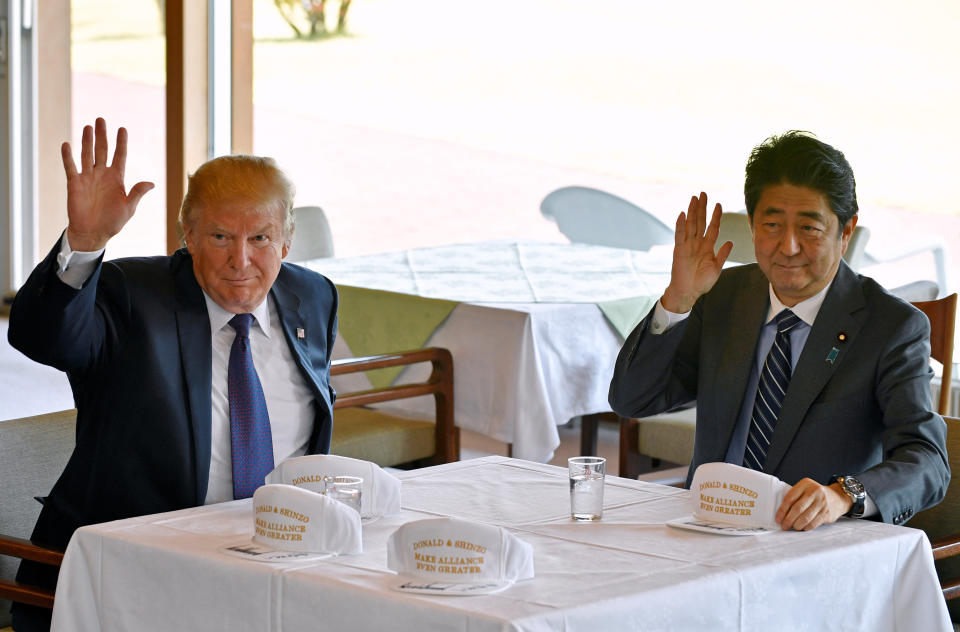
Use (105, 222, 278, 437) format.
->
(63, 118, 154, 252)
(661, 192, 734, 313)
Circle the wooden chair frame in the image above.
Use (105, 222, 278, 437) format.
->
(912, 293, 957, 416)
(0, 535, 63, 609)
(0, 347, 459, 615)
(330, 346, 460, 464)
(918, 415, 960, 603)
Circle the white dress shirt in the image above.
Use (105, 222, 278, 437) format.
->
(56, 233, 315, 505)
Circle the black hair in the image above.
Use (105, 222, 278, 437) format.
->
(744, 131, 858, 230)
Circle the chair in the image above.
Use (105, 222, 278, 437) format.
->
(0, 410, 75, 627)
(908, 415, 960, 610)
(862, 236, 949, 299)
(540, 186, 674, 251)
(0, 348, 458, 622)
(617, 293, 957, 479)
(330, 347, 459, 467)
(890, 280, 940, 303)
(286, 205, 335, 262)
(717, 211, 870, 270)
(912, 293, 957, 416)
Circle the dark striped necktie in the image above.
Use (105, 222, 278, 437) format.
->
(227, 313, 274, 499)
(743, 309, 802, 471)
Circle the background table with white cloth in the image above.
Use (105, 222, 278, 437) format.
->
(302, 241, 672, 462)
(51, 457, 950, 631)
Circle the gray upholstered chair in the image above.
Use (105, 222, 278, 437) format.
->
(0, 409, 75, 626)
(286, 205, 335, 262)
(331, 347, 459, 467)
(540, 186, 674, 251)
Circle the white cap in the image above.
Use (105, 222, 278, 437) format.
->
(387, 518, 535, 595)
(266, 454, 401, 521)
(667, 462, 791, 535)
(221, 484, 362, 563)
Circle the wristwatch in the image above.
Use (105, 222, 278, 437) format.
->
(835, 475, 866, 518)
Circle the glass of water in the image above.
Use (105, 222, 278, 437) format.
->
(327, 475, 363, 515)
(568, 456, 605, 520)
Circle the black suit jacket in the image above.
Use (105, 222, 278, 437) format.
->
(609, 262, 949, 524)
(8, 242, 338, 552)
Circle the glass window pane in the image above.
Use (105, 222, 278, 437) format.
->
(71, 0, 166, 258)
(252, 0, 959, 299)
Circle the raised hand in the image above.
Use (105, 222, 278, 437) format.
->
(62, 118, 154, 252)
(660, 192, 733, 313)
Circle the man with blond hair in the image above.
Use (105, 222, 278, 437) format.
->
(8, 118, 338, 631)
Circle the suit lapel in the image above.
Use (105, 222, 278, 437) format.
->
(764, 262, 866, 474)
(172, 250, 213, 505)
(271, 270, 323, 396)
(711, 267, 769, 458)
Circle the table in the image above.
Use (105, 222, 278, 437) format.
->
(303, 241, 672, 461)
(51, 457, 950, 631)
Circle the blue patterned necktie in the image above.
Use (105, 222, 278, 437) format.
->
(228, 313, 274, 499)
(743, 309, 802, 471)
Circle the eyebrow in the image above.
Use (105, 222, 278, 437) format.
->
(757, 208, 828, 222)
(209, 223, 275, 234)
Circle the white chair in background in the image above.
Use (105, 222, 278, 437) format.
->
(540, 186, 674, 251)
(861, 237, 949, 299)
(286, 205, 335, 262)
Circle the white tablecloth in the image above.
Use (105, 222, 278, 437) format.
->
(309, 241, 672, 461)
(51, 457, 950, 631)
(332, 301, 631, 462)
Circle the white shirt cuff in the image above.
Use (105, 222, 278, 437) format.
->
(862, 493, 878, 519)
(56, 232, 104, 290)
(649, 299, 691, 334)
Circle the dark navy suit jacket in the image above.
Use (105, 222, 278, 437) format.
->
(8, 242, 338, 556)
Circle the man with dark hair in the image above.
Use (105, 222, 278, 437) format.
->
(8, 118, 338, 631)
(610, 131, 949, 531)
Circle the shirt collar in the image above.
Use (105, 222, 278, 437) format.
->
(202, 292, 273, 339)
(765, 280, 833, 327)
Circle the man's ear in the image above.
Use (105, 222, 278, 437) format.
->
(183, 226, 196, 254)
(839, 214, 858, 255)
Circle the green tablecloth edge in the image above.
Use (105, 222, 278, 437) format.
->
(336, 285, 459, 388)
(597, 295, 658, 340)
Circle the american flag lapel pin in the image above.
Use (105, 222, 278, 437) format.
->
(296, 327, 305, 339)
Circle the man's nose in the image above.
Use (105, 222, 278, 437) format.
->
(779, 227, 801, 256)
(228, 239, 251, 267)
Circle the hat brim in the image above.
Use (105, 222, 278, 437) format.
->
(391, 577, 513, 596)
(219, 537, 337, 563)
(666, 516, 776, 536)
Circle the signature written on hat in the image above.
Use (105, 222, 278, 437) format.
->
(387, 518, 535, 595)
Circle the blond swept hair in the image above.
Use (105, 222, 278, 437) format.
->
(178, 155, 296, 243)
